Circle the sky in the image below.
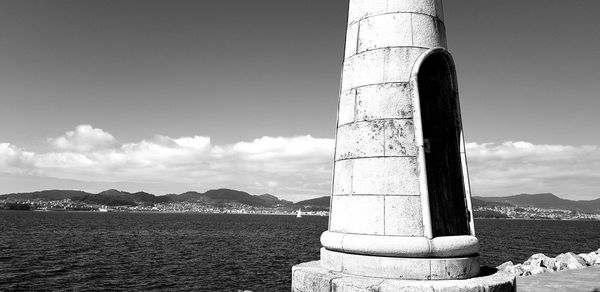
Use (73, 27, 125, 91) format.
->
(1, 0, 600, 201)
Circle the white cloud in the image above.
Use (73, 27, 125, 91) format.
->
(466, 142, 600, 199)
(49, 124, 117, 152)
(2, 125, 600, 201)
(1, 125, 334, 200)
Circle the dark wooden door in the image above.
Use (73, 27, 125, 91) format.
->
(418, 53, 470, 237)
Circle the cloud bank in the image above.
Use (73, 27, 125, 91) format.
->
(1, 125, 334, 201)
(1, 125, 600, 200)
(465, 142, 600, 199)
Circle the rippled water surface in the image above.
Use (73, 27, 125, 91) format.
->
(1, 211, 599, 291)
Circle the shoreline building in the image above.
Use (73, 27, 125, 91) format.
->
(292, 0, 516, 290)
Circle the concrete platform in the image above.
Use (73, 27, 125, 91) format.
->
(518, 266, 600, 292)
(292, 261, 516, 292)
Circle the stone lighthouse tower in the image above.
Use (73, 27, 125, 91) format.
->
(292, 0, 516, 290)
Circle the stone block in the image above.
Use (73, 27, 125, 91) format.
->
(341, 49, 384, 92)
(384, 119, 417, 156)
(345, 22, 359, 58)
(341, 47, 426, 92)
(387, 0, 437, 18)
(291, 262, 339, 292)
(352, 157, 419, 196)
(347, 0, 386, 25)
(355, 83, 413, 121)
(383, 47, 427, 84)
(333, 159, 353, 195)
(379, 282, 435, 292)
(338, 89, 356, 126)
(331, 276, 384, 292)
(358, 13, 412, 53)
(348, 0, 440, 25)
(292, 261, 516, 292)
(335, 121, 385, 160)
(329, 195, 385, 235)
(384, 195, 423, 236)
(412, 14, 446, 48)
(321, 248, 480, 280)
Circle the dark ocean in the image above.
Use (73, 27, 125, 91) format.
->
(1, 211, 599, 291)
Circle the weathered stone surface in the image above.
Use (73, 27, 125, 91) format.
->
(345, 22, 359, 58)
(347, 0, 387, 25)
(292, 262, 516, 292)
(320, 249, 479, 280)
(520, 264, 533, 276)
(358, 13, 412, 53)
(347, 0, 439, 25)
(329, 195, 384, 235)
(384, 119, 417, 156)
(496, 261, 513, 272)
(320, 233, 479, 258)
(338, 89, 356, 126)
(554, 260, 568, 271)
(387, 0, 438, 20)
(292, 262, 340, 292)
(331, 276, 384, 292)
(332, 159, 352, 195)
(529, 266, 548, 275)
(518, 266, 600, 292)
(335, 121, 385, 160)
(539, 255, 556, 270)
(334, 119, 420, 159)
(411, 14, 446, 48)
(524, 253, 551, 268)
(355, 83, 413, 121)
(585, 252, 599, 265)
(384, 195, 423, 236)
(555, 252, 586, 270)
(341, 47, 426, 92)
(352, 157, 420, 196)
(504, 264, 524, 276)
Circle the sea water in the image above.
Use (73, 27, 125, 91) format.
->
(1, 211, 599, 291)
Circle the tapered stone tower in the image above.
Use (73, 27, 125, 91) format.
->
(292, 0, 516, 291)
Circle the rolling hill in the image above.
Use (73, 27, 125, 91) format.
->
(475, 193, 600, 213)
(1, 188, 294, 207)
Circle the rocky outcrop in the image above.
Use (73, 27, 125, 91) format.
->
(496, 248, 600, 276)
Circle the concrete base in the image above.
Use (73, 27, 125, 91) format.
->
(292, 261, 516, 292)
(321, 248, 480, 280)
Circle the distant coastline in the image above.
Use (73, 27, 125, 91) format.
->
(2, 189, 600, 221)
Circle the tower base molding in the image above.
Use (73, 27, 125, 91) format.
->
(292, 261, 516, 292)
(320, 248, 480, 280)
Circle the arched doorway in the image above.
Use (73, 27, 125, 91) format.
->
(417, 51, 470, 237)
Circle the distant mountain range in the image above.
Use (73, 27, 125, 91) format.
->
(3, 190, 598, 213)
(0, 188, 322, 208)
(288, 193, 600, 213)
(474, 193, 600, 214)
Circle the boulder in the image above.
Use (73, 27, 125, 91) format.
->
(497, 261, 514, 272)
(506, 264, 525, 276)
(555, 252, 586, 270)
(521, 264, 534, 276)
(583, 252, 599, 266)
(525, 253, 551, 268)
(554, 259, 568, 271)
(541, 257, 556, 270)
